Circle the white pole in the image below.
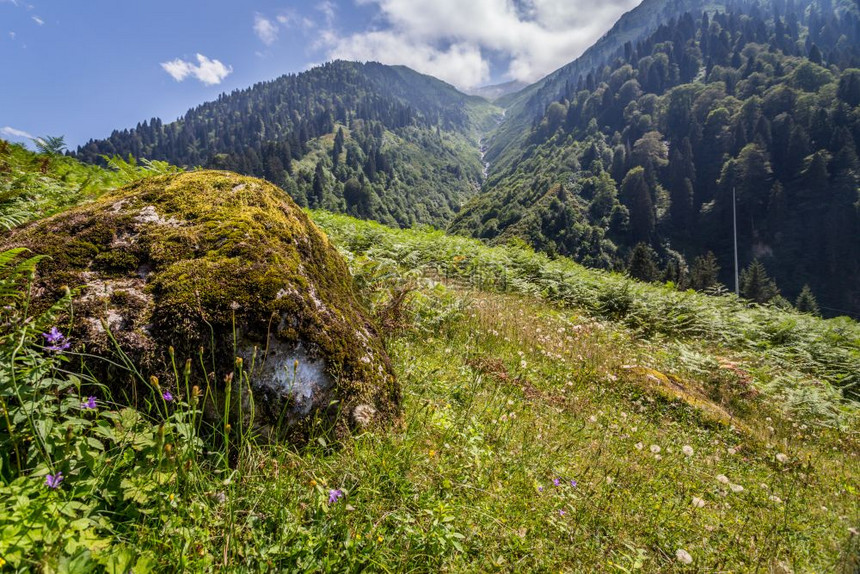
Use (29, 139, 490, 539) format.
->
(733, 186, 739, 296)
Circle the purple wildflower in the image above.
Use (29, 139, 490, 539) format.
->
(553, 478, 561, 487)
(570, 479, 577, 487)
(45, 472, 63, 489)
(42, 327, 71, 352)
(538, 486, 543, 493)
(558, 509, 566, 516)
(81, 396, 97, 410)
(43, 327, 63, 344)
(162, 391, 174, 402)
(328, 489, 344, 504)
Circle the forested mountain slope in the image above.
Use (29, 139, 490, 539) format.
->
(75, 61, 500, 228)
(454, 0, 860, 317)
(483, 0, 732, 168)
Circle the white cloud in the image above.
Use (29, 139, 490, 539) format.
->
(9, 31, 15, 39)
(31, 15, 42, 25)
(325, 0, 641, 89)
(317, 1, 335, 26)
(1, 126, 34, 140)
(160, 53, 233, 86)
(254, 13, 278, 45)
(334, 32, 490, 87)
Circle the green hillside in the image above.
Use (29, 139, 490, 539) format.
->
(1, 142, 858, 572)
(455, 0, 860, 318)
(73, 61, 501, 229)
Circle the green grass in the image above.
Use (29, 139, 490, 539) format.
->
(1, 144, 858, 572)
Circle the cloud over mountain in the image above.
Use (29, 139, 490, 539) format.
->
(324, 0, 641, 88)
(160, 53, 233, 86)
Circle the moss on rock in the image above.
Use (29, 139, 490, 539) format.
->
(0, 170, 398, 437)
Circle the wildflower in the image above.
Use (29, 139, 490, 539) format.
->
(728, 448, 737, 455)
(730, 484, 744, 493)
(42, 327, 71, 352)
(768, 495, 783, 504)
(635, 442, 644, 450)
(776, 453, 788, 463)
(162, 391, 174, 402)
(309, 479, 317, 487)
(537, 486, 543, 493)
(43, 326, 63, 344)
(45, 472, 63, 489)
(570, 479, 577, 487)
(682, 445, 695, 457)
(716, 474, 730, 484)
(80, 396, 97, 410)
(377, 535, 383, 543)
(558, 509, 566, 516)
(553, 478, 561, 487)
(675, 549, 693, 565)
(605, 476, 613, 485)
(0, 556, 5, 567)
(328, 489, 344, 504)
(692, 496, 706, 508)
(428, 450, 436, 458)
(650, 445, 661, 454)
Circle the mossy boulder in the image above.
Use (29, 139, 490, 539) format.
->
(1, 170, 398, 437)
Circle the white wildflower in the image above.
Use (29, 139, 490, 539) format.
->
(716, 474, 730, 484)
(351, 404, 377, 428)
(682, 445, 695, 457)
(730, 483, 744, 493)
(650, 444, 661, 454)
(635, 442, 644, 450)
(769, 495, 783, 503)
(692, 496, 706, 508)
(776, 453, 788, 463)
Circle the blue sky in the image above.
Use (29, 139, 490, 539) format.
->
(1, 0, 641, 148)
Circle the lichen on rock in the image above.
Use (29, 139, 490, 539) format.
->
(0, 170, 399, 438)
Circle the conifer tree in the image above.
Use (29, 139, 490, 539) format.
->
(620, 167, 655, 242)
(690, 252, 721, 291)
(627, 242, 661, 282)
(740, 259, 780, 303)
(795, 284, 821, 315)
(332, 127, 345, 166)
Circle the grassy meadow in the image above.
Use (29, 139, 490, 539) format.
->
(0, 141, 858, 572)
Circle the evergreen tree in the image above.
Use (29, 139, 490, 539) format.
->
(627, 242, 661, 282)
(740, 259, 780, 303)
(312, 161, 326, 207)
(690, 252, 721, 291)
(332, 127, 345, 166)
(620, 167, 655, 242)
(795, 284, 821, 315)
